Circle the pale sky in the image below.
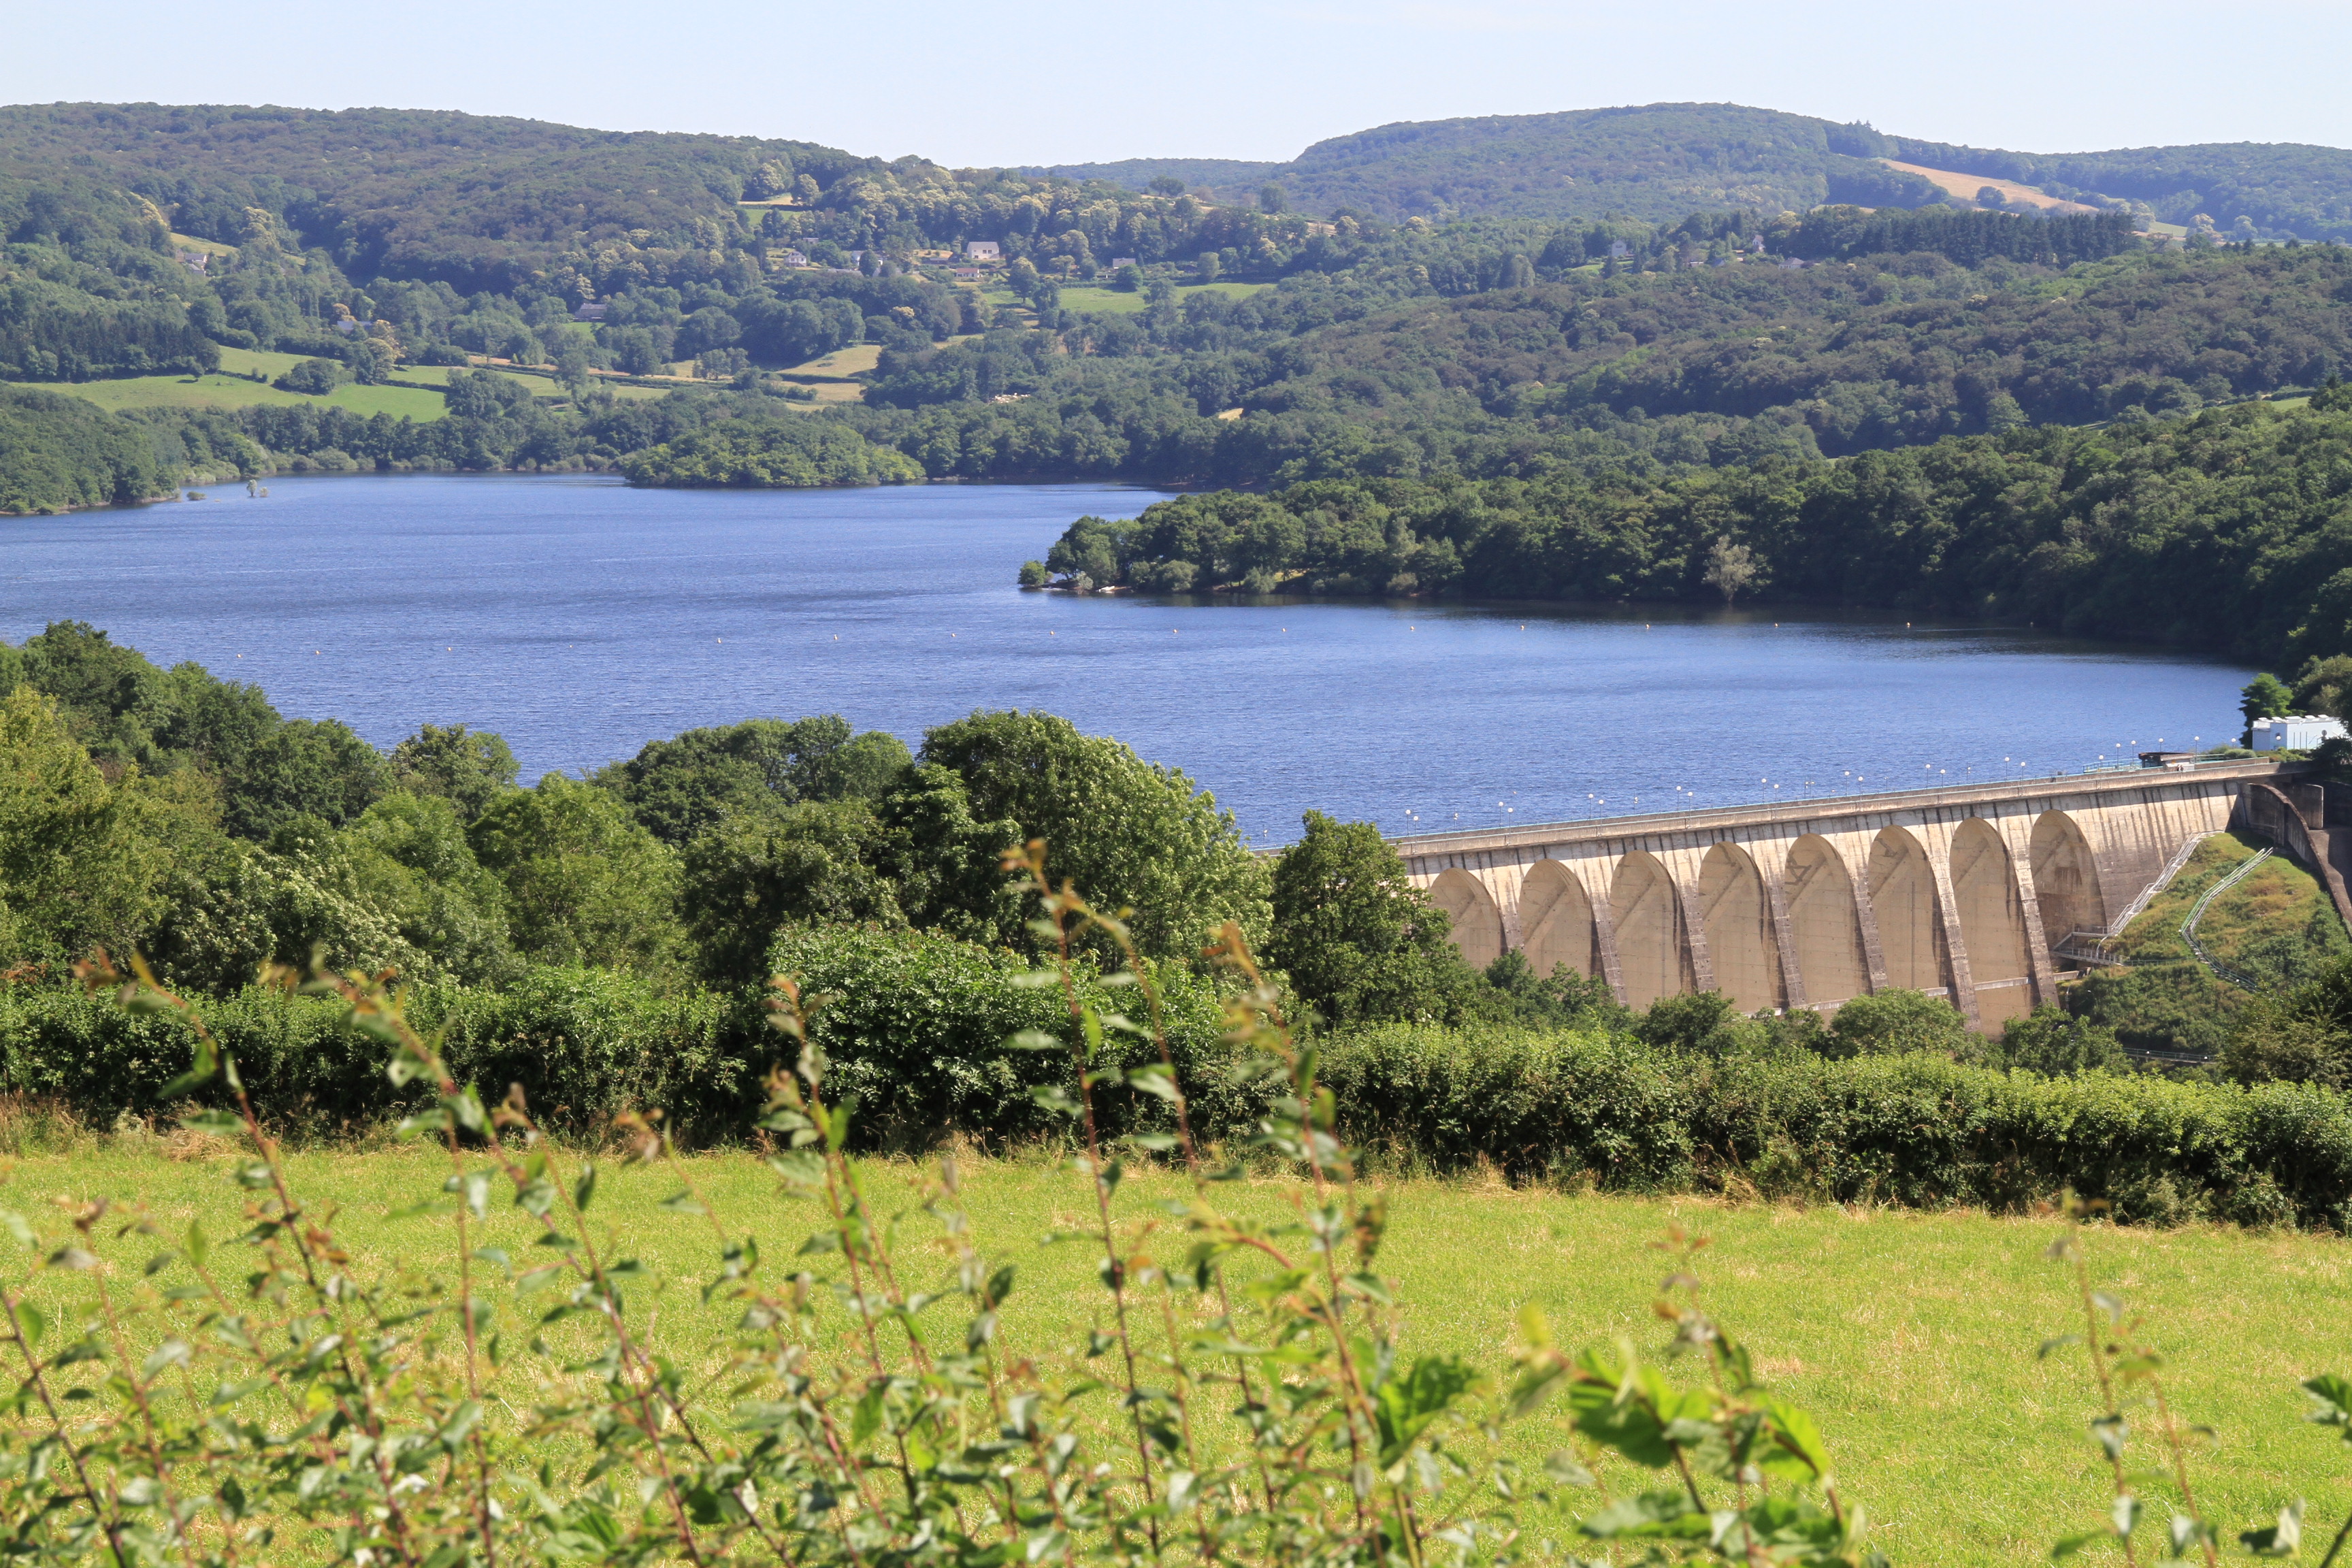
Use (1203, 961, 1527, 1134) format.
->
(3, 0, 2347, 167)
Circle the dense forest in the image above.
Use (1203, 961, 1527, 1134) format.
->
(1036, 394, 2352, 670)
(0, 387, 202, 512)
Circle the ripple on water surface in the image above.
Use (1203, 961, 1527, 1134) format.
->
(0, 474, 2258, 843)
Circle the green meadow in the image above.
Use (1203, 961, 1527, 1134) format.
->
(22, 348, 689, 421)
(13, 1139, 2351, 1565)
(1051, 280, 1273, 316)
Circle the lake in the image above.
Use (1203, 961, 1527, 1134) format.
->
(0, 474, 2258, 845)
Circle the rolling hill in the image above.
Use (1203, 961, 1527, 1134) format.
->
(1037, 102, 2352, 241)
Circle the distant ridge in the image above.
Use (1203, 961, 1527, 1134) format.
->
(1033, 101, 2352, 240)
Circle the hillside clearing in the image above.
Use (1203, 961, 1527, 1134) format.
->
(1881, 159, 2102, 214)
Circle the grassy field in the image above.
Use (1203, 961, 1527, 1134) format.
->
(1047, 280, 1273, 317)
(26, 370, 451, 421)
(785, 342, 881, 378)
(27, 348, 687, 421)
(11, 1139, 2351, 1564)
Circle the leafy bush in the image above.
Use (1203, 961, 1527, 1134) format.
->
(271, 356, 347, 395)
(764, 920, 1235, 1147)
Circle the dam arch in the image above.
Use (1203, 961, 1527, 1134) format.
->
(1783, 834, 1869, 1007)
(1612, 851, 1693, 1007)
(2031, 810, 2108, 946)
(1430, 867, 1505, 970)
(1951, 818, 2034, 1028)
(1867, 826, 1946, 992)
(1518, 860, 1597, 980)
(1697, 843, 1782, 1013)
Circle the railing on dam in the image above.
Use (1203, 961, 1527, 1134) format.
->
(1385, 756, 2286, 854)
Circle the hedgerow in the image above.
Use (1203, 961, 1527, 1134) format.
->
(1318, 1024, 2352, 1228)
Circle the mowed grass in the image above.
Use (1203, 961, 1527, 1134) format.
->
(11, 1141, 2351, 1564)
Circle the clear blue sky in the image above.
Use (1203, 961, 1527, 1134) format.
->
(5, 0, 2347, 166)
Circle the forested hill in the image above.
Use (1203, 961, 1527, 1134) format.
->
(1042, 104, 1946, 222)
(1040, 101, 2352, 241)
(839, 242, 2352, 485)
(0, 103, 870, 291)
(1876, 132, 2352, 244)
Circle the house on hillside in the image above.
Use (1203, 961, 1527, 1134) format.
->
(951, 266, 983, 282)
(963, 240, 1002, 262)
(1109, 257, 1137, 270)
(572, 302, 608, 322)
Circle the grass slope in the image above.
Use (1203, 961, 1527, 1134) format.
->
(2074, 830, 2350, 1054)
(14, 1141, 2352, 1565)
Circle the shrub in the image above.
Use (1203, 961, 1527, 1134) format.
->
(1316, 1023, 1698, 1185)
(272, 356, 347, 395)
(1992, 1004, 2128, 1075)
(764, 920, 1236, 1147)
(0, 966, 733, 1137)
(1819, 987, 1981, 1058)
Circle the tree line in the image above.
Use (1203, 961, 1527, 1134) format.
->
(1034, 393, 2352, 671)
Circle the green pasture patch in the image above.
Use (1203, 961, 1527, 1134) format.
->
(29, 372, 451, 421)
(10, 1142, 2351, 1566)
(212, 345, 306, 378)
(1058, 280, 1274, 316)
(2112, 830, 2349, 975)
(785, 342, 881, 378)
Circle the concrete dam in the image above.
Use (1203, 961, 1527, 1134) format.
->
(1394, 760, 2351, 1031)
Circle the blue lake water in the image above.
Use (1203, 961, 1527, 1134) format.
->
(0, 474, 2258, 846)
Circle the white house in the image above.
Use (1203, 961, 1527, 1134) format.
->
(963, 240, 1002, 261)
(2251, 714, 2349, 751)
